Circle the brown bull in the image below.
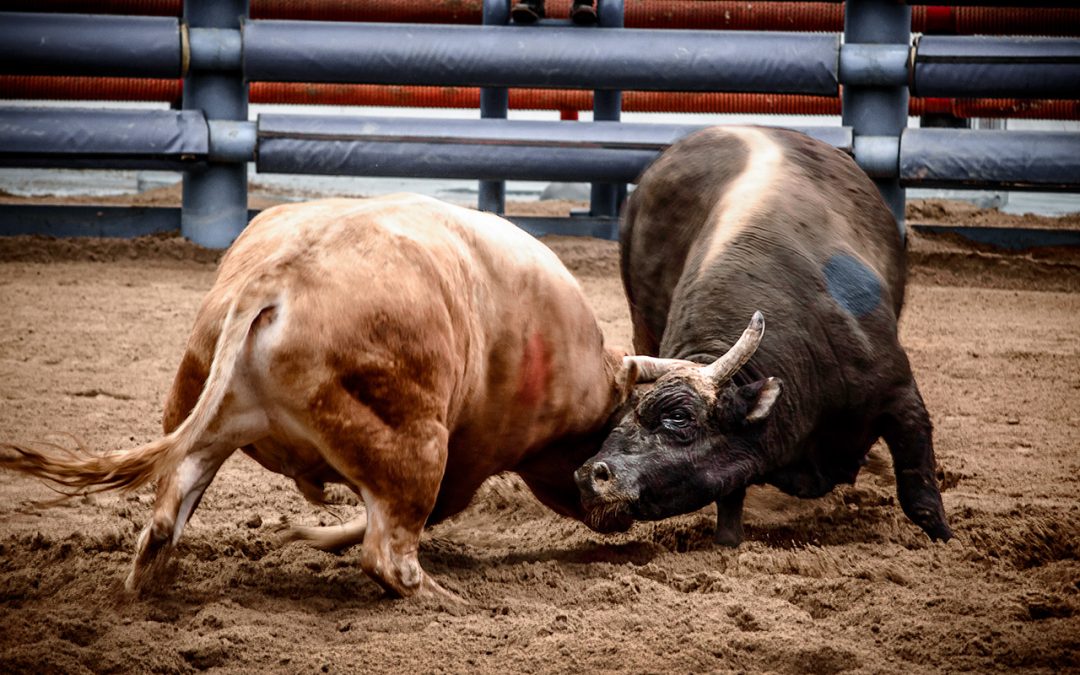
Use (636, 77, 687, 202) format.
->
(1, 194, 667, 599)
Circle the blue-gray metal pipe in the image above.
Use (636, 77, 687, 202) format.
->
(0, 107, 207, 169)
(900, 129, 1080, 191)
(842, 0, 910, 237)
(182, 0, 249, 250)
(590, 0, 625, 224)
(913, 36, 1080, 99)
(259, 141, 659, 183)
(256, 115, 853, 182)
(244, 21, 839, 95)
(0, 12, 182, 77)
(187, 27, 243, 72)
(208, 120, 257, 162)
(852, 135, 900, 179)
(256, 115, 853, 153)
(838, 44, 909, 87)
(478, 0, 509, 215)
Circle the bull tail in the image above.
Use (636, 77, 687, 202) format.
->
(1, 276, 280, 497)
(0, 435, 174, 496)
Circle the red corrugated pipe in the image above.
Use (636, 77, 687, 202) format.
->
(5, 76, 1080, 120)
(247, 84, 849, 114)
(0, 75, 183, 104)
(12, 1, 1080, 36)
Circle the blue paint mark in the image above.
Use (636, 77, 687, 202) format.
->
(823, 254, 881, 317)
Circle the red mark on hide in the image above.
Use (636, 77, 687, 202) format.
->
(517, 331, 551, 407)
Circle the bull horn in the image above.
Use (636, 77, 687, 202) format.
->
(623, 355, 697, 383)
(702, 311, 765, 383)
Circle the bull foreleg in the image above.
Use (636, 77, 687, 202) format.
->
(714, 487, 746, 547)
(880, 381, 953, 542)
(359, 424, 461, 601)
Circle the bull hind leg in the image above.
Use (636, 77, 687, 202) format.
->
(278, 514, 367, 553)
(312, 385, 455, 600)
(126, 440, 237, 592)
(879, 380, 953, 542)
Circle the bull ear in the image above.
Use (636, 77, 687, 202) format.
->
(739, 377, 783, 424)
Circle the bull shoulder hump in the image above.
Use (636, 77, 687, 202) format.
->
(697, 128, 785, 276)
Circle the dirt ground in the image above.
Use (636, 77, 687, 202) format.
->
(0, 202, 1078, 674)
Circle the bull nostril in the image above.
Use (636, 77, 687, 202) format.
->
(592, 462, 611, 483)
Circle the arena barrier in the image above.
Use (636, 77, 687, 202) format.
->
(0, 0, 1078, 248)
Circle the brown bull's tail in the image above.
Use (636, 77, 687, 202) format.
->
(1, 275, 280, 498)
(0, 436, 174, 496)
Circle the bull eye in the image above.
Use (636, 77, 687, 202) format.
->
(661, 408, 692, 431)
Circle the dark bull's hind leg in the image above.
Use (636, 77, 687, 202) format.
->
(880, 382, 953, 542)
(714, 488, 746, 547)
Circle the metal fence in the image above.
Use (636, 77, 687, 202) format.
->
(1, 0, 1078, 248)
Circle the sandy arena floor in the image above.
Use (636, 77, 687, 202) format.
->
(0, 205, 1078, 673)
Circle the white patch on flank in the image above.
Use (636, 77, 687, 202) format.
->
(697, 128, 784, 276)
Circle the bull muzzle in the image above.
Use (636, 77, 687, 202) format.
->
(575, 461, 615, 502)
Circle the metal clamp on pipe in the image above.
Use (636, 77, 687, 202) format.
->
(208, 120, 257, 162)
(185, 27, 243, 73)
(838, 43, 910, 87)
(852, 135, 900, 179)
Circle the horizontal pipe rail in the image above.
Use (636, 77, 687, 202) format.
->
(3, 206, 1077, 252)
(0, 205, 186, 238)
(5, 12, 1078, 102)
(257, 115, 852, 151)
(5, 77, 1080, 121)
(7, 107, 1080, 193)
(13, 2, 1080, 36)
(256, 116, 850, 182)
(0, 107, 207, 169)
(900, 129, 1080, 191)
(914, 36, 1080, 99)
(243, 22, 840, 94)
(0, 12, 182, 78)
(4, 13, 1079, 101)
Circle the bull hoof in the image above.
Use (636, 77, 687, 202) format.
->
(419, 576, 467, 605)
(714, 526, 744, 548)
(926, 522, 954, 542)
(571, 3, 597, 25)
(510, 2, 543, 24)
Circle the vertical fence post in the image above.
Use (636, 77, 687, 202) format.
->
(590, 0, 625, 235)
(842, 0, 911, 241)
(182, 0, 248, 249)
(479, 0, 510, 214)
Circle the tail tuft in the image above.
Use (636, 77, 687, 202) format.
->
(0, 437, 171, 497)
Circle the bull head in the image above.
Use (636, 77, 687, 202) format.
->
(576, 312, 783, 532)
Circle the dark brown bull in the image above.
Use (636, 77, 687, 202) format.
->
(576, 126, 953, 545)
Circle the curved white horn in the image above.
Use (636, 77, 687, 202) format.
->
(623, 355, 697, 383)
(702, 311, 765, 383)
